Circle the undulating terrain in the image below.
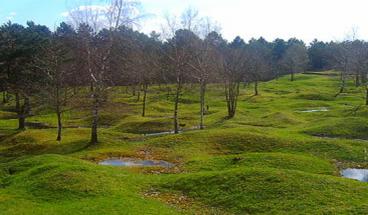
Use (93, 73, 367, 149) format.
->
(1, 72, 368, 214)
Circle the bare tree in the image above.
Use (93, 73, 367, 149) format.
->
(329, 41, 357, 96)
(187, 18, 220, 129)
(162, 30, 197, 133)
(248, 37, 272, 96)
(138, 32, 162, 117)
(70, 0, 142, 144)
(281, 43, 308, 81)
(212, 35, 249, 119)
(185, 34, 218, 129)
(161, 8, 220, 130)
(35, 24, 75, 141)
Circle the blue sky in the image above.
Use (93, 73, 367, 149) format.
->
(1, 0, 368, 43)
(0, 0, 68, 28)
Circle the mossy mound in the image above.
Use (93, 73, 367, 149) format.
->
(257, 112, 301, 127)
(0, 111, 17, 120)
(305, 117, 368, 139)
(2, 155, 117, 201)
(294, 93, 335, 101)
(205, 130, 286, 153)
(185, 152, 336, 175)
(0, 154, 178, 214)
(116, 119, 172, 134)
(160, 168, 368, 214)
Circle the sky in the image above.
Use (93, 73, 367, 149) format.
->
(0, 0, 367, 43)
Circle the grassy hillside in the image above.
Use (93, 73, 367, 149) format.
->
(1, 71, 368, 214)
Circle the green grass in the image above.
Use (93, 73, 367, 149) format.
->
(0, 154, 179, 214)
(158, 167, 368, 214)
(305, 116, 368, 139)
(183, 152, 337, 175)
(1, 71, 368, 214)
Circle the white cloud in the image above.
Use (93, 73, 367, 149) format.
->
(61, 2, 143, 31)
(4, 11, 17, 21)
(58, 0, 368, 42)
(61, 5, 109, 18)
(140, 0, 368, 43)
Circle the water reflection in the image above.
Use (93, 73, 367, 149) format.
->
(99, 158, 174, 168)
(341, 168, 368, 182)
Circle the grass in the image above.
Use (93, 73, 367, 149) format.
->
(158, 167, 368, 214)
(183, 152, 337, 175)
(304, 117, 368, 139)
(0, 155, 178, 214)
(1, 71, 368, 214)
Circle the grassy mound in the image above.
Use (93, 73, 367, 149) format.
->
(0, 111, 17, 119)
(145, 127, 368, 162)
(305, 117, 368, 139)
(257, 112, 301, 127)
(0, 129, 89, 157)
(160, 168, 368, 214)
(1, 73, 368, 214)
(115, 118, 173, 134)
(3, 154, 116, 201)
(0, 154, 179, 214)
(184, 152, 336, 175)
(294, 93, 335, 101)
(198, 129, 286, 154)
(83, 113, 125, 127)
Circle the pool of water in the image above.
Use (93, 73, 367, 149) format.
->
(341, 168, 368, 182)
(99, 158, 174, 168)
(144, 131, 178, 137)
(298, 107, 329, 113)
(143, 126, 201, 137)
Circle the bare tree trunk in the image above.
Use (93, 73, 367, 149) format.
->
(233, 83, 240, 116)
(199, 80, 206, 130)
(56, 86, 62, 141)
(290, 72, 294, 81)
(16, 94, 25, 130)
(336, 73, 346, 97)
(132, 85, 136, 96)
(225, 83, 230, 117)
(225, 81, 240, 118)
(6, 92, 10, 102)
(56, 110, 62, 141)
(15, 93, 20, 113)
(362, 73, 367, 85)
(90, 91, 99, 144)
(142, 84, 148, 117)
(24, 97, 30, 116)
(2, 91, 7, 104)
(173, 79, 181, 134)
(340, 70, 343, 81)
(254, 80, 259, 96)
(366, 86, 368, 106)
(355, 73, 360, 87)
(90, 82, 94, 92)
(18, 112, 25, 130)
(17, 96, 28, 130)
(136, 87, 141, 102)
(166, 85, 171, 100)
